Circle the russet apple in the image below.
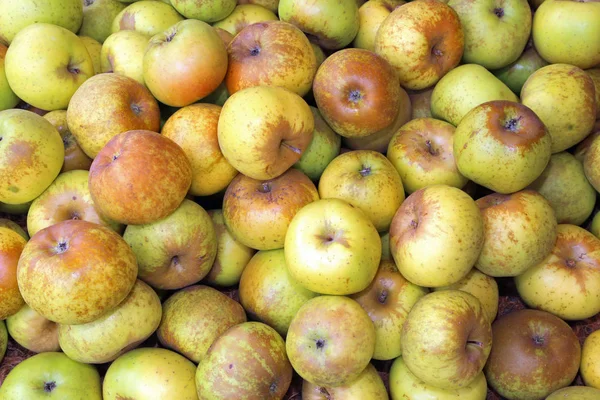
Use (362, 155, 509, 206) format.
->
(6, 304, 59, 353)
(0, 44, 19, 111)
(100, 30, 150, 86)
(0, 227, 26, 320)
(43, 110, 92, 173)
(213, 4, 279, 37)
(111, 1, 184, 37)
(302, 364, 389, 400)
(80, 0, 126, 43)
(581, 329, 600, 389)
(171, 0, 236, 22)
(353, 0, 405, 51)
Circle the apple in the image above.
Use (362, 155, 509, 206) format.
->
(100, 30, 150, 86)
(484, 309, 581, 400)
(521, 63, 597, 153)
(475, 190, 557, 278)
(143, 19, 228, 107)
(353, 0, 404, 51)
(17, 219, 138, 325)
(203, 209, 256, 287)
(431, 64, 519, 126)
(79, 36, 102, 75)
(0, 227, 26, 320)
(0, 201, 32, 215)
(0, 0, 83, 45)
(171, 0, 236, 21)
(213, 4, 279, 37)
(111, 1, 184, 37)
(103, 347, 198, 400)
(158, 285, 247, 363)
(587, 68, 600, 119)
(238, 249, 317, 336)
(0, 109, 64, 205)
(302, 363, 389, 400)
(380, 231, 391, 261)
(532, 0, 600, 69)
(389, 356, 488, 399)
(318, 150, 405, 232)
(226, 21, 317, 97)
(88, 130, 192, 225)
(387, 117, 468, 194)
(217, 85, 314, 180)
(43, 110, 93, 173)
(6, 304, 60, 353)
(0, 320, 6, 362)
(0, 352, 101, 400)
(215, 26, 234, 45)
(279, 0, 359, 50)
(389, 184, 484, 288)
(123, 199, 217, 290)
(0, 44, 19, 110)
(58, 279, 161, 364)
(350, 259, 428, 361)
(0, 218, 28, 240)
(196, 321, 293, 399)
(408, 88, 433, 119)
(581, 328, 600, 389)
(284, 198, 381, 295)
(286, 295, 376, 387)
(80, 0, 126, 43)
(238, 0, 280, 13)
(547, 386, 600, 400)
(374, 0, 464, 90)
(591, 212, 600, 239)
(492, 42, 549, 95)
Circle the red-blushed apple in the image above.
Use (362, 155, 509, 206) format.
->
(17, 219, 138, 325)
(374, 0, 464, 90)
(213, 4, 279, 37)
(286, 295, 376, 387)
(408, 87, 433, 119)
(226, 21, 317, 97)
(111, 1, 184, 37)
(100, 30, 149, 86)
(484, 309, 581, 400)
(313, 48, 401, 138)
(284, 198, 382, 295)
(217, 85, 314, 180)
(0, 227, 26, 320)
(43, 111, 92, 173)
(302, 363, 389, 399)
(143, 19, 228, 107)
(353, 0, 405, 51)
(6, 304, 59, 353)
(88, 130, 192, 225)
(318, 150, 405, 232)
(161, 103, 238, 197)
(389, 184, 484, 288)
(387, 117, 468, 194)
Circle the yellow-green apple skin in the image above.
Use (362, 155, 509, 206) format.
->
(103, 348, 198, 400)
(380, 231, 391, 261)
(162, 103, 238, 196)
(353, 0, 405, 51)
(279, 0, 359, 50)
(387, 117, 468, 194)
(80, 0, 126, 43)
(293, 107, 342, 182)
(302, 363, 389, 400)
(78, 36, 102, 75)
(547, 386, 600, 400)
(0, 219, 28, 241)
(319, 150, 405, 232)
(0, 0, 83, 45)
(26, 170, 122, 238)
(0, 227, 26, 319)
(196, 321, 293, 399)
(238, 0, 280, 13)
(6, 304, 60, 353)
(374, 0, 464, 90)
(123, 199, 217, 290)
(157, 285, 247, 363)
(521, 63, 597, 153)
(212, 4, 279, 36)
(584, 135, 600, 194)
(143, 19, 228, 108)
(286, 295, 376, 387)
(226, 21, 317, 97)
(516, 224, 600, 320)
(203, 209, 256, 287)
(581, 329, 600, 389)
(453, 100, 552, 194)
(4, 24, 94, 111)
(43, 110, 92, 173)
(58, 279, 161, 363)
(0, 352, 102, 400)
(448, 0, 532, 70)
(217, 85, 314, 180)
(492, 43, 549, 95)
(0, 320, 6, 362)
(389, 184, 484, 288)
(111, 1, 184, 37)
(238, 249, 317, 336)
(88, 130, 192, 225)
(475, 190, 557, 278)
(587, 68, 600, 119)
(351, 259, 428, 360)
(0, 109, 64, 205)
(171, 0, 236, 22)
(0, 44, 19, 110)
(311, 42, 326, 68)
(223, 168, 319, 250)
(484, 309, 581, 400)
(591, 212, 600, 238)
(17, 219, 138, 325)
(284, 198, 381, 295)
(0, 201, 32, 215)
(100, 30, 149, 86)
(431, 64, 519, 126)
(532, 0, 600, 69)
(389, 356, 488, 400)
(531, 152, 596, 225)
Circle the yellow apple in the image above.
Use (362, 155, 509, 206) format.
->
(79, 36, 102, 75)
(302, 364, 389, 400)
(100, 30, 150, 85)
(213, 4, 278, 36)
(111, 0, 184, 36)
(353, 0, 404, 51)
(80, 0, 126, 43)
(581, 328, 600, 389)
(547, 386, 600, 400)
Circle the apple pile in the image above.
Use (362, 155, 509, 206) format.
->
(0, 0, 600, 399)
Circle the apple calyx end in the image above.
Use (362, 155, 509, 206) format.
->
(249, 46, 261, 57)
(259, 182, 272, 193)
(494, 7, 504, 18)
(378, 289, 389, 304)
(425, 139, 438, 156)
(315, 338, 326, 350)
(532, 335, 545, 346)
(165, 31, 176, 43)
(130, 103, 142, 116)
(54, 240, 69, 255)
(348, 89, 363, 104)
(565, 259, 577, 268)
(504, 116, 522, 132)
(359, 165, 371, 177)
(44, 381, 57, 393)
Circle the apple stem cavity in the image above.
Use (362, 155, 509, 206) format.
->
(359, 165, 371, 177)
(431, 47, 443, 58)
(467, 340, 483, 347)
(425, 140, 438, 156)
(504, 116, 523, 132)
(494, 7, 504, 18)
(410, 219, 418, 229)
(280, 141, 302, 155)
(165, 31, 176, 43)
(44, 381, 57, 393)
(67, 65, 81, 75)
(378, 289, 388, 304)
(348, 89, 363, 103)
(566, 259, 577, 268)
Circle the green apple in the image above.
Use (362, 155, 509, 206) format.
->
(100, 30, 149, 85)
(212, 4, 278, 36)
(547, 386, 600, 400)
(302, 363, 389, 400)
(590, 212, 600, 239)
(0, 352, 102, 400)
(380, 231, 391, 261)
(0, 44, 19, 110)
(0, 320, 6, 362)
(103, 348, 198, 400)
(6, 304, 60, 353)
(492, 43, 549, 95)
(202, 82, 230, 106)
(587, 68, 600, 119)
(581, 329, 600, 389)
(0, 218, 28, 240)
(77, 36, 102, 75)
(157, 284, 247, 363)
(237, 0, 280, 13)
(112, 1, 184, 37)
(171, 0, 236, 22)
(80, 0, 126, 43)
(0, 109, 64, 205)
(0, 200, 32, 215)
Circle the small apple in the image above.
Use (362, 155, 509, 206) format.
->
(111, 1, 184, 37)
(302, 363, 389, 400)
(6, 304, 60, 353)
(100, 30, 150, 86)
(212, 4, 279, 37)
(80, 0, 126, 43)
(0, 227, 26, 320)
(43, 110, 93, 173)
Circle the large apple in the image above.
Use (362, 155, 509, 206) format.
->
(100, 30, 149, 86)
(171, 0, 236, 22)
(6, 304, 60, 353)
(374, 0, 464, 90)
(581, 329, 600, 389)
(43, 111, 93, 173)
(302, 363, 389, 400)
(80, 0, 126, 43)
(17, 219, 138, 325)
(353, 0, 404, 51)
(111, 1, 184, 37)
(213, 4, 279, 37)
(0, 44, 19, 110)
(0, 227, 26, 320)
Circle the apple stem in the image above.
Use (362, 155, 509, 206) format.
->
(467, 340, 483, 347)
(319, 387, 332, 400)
(281, 141, 301, 155)
(425, 140, 438, 156)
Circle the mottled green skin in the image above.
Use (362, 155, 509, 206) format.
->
(80, 0, 126, 44)
(171, 0, 236, 22)
(0, 320, 7, 363)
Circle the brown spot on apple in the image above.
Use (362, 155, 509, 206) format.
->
(119, 12, 136, 31)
